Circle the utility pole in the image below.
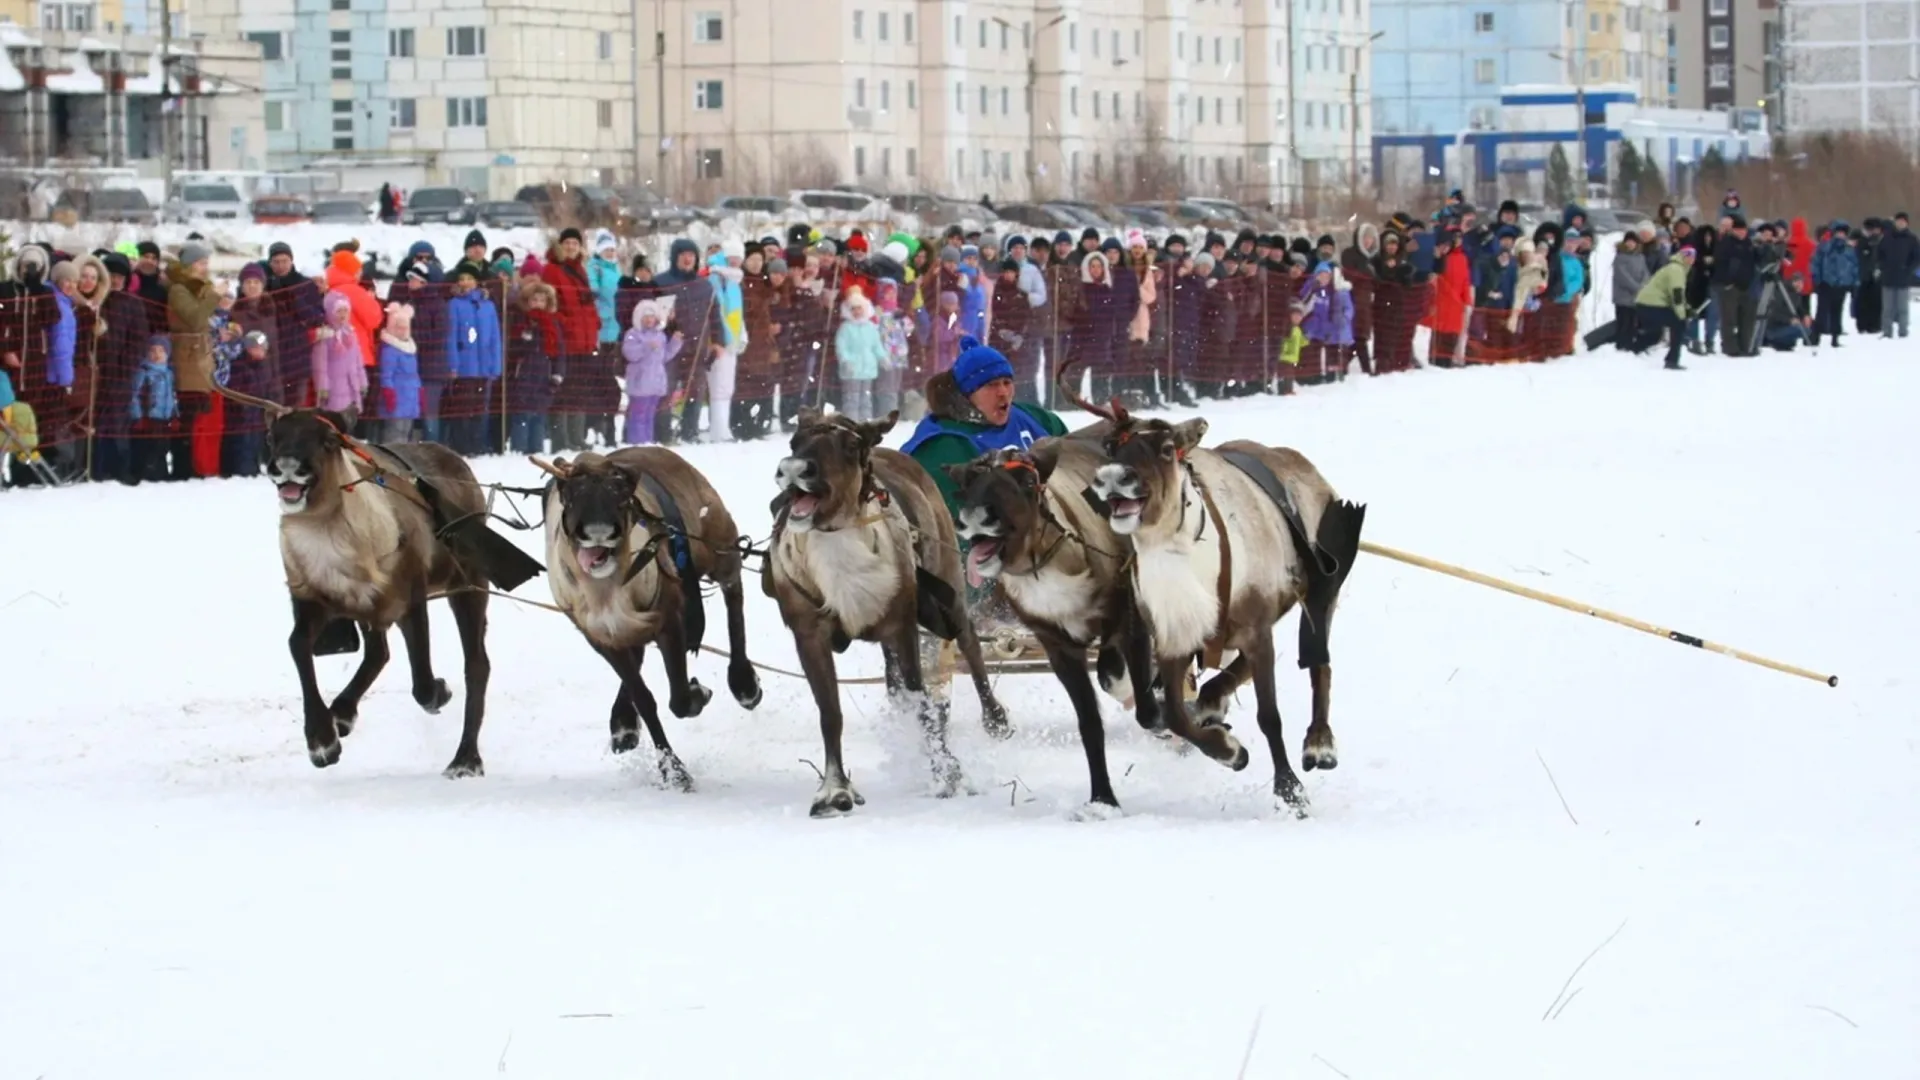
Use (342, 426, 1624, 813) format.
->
(1026, 54, 1038, 196)
(1349, 70, 1358, 203)
(629, 0, 644, 185)
(655, 1, 667, 195)
(1574, 0, 1588, 191)
(160, 0, 173, 192)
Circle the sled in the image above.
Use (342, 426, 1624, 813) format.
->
(1583, 320, 1617, 351)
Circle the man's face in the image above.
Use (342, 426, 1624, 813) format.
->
(676, 250, 697, 274)
(968, 377, 1015, 426)
(1054, 241, 1072, 260)
(269, 253, 292, 277)
(561, 237, 583, 261)
(138, 254, 158, 275)
(1008, 242, 1025, 262)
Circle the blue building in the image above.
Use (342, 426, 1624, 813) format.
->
(1371, 0, 1568, 136)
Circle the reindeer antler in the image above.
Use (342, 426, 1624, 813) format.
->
(214, 382, 293, 419)
(1052, 357, 1133, 425)
(528, 455, 572, 480)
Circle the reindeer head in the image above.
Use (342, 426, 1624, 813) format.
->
(545, 453, 648, 581)
(264, 409, 357, 515)
(774, 407, 898, 532)
(943, 444, 1061, 585)
(1083, 402, 1207, 538)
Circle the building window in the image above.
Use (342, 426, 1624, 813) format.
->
(1070, 86, 1079, 116)
(1071, 150, 1080, 178)
(247, 31, 284, 62)
(1069, 22, 1077, 51)
(694, 12, 723, 43)
(1025, 85, 1032, 112)
(1001, 152, 1010, 180)
(855, 77, 867, 108)
(1093, 152, 1102, 180)
(880, 80, 890, 110)
(956, 147, 966, 177)
(694, 80, 724, 110)
(1177, 31, 1184, 60)
(265, 101, 286, 132)
(1001, 86, 1010, 114)
(953, 14, 962, 46)
(331, 30, 351, 80)
(955, 81, 964, 114)
(1474, 11, 1493, 33)
(388, 28, 414, 58)
(1709, 63, 1730, 88)
(1474, 58, 1495, 84)
(330, 0, 347, 9)
(1233, 37, 1241, 63)
(391, 98, 416, 129)
(1709, 0, 1730, 14)
(332, 99, 354, 148)
(1134, 91, 1141, 119)
(598, 32, 613, 61)
(980, 149, 990, 176)
(855, 146, 867, 176)
(906, 147, 917, 177)
(878, 12, 889, 41)
(447, 26, 486, 57)
(597, 100, 613, 128)
(979, 19, 987, 47)
(979, 84, 988, 113)
(903, 12, 914, 42)
(1589, 12, 1599, 32)
(446, 97, 488, 127)
(698, 149, 724, 179)
(907, 80, 916, 109)
(1709, 25, 1730, 50)
(1236, 96, 1243, 123)
(853, 10, 863, 40)
(1214, 36, 1222, 64)
(1112, 91, 1120, 118)
(1093, 92, 1101, 119)
(1001, 21, 1010, 50)
(1093, 27, 1100, 57)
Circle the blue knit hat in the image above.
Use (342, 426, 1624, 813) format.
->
(952, 336, 1014, 395)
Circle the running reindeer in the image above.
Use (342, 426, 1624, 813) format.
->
(535, 448, 762, 790)
(1080, 393, 1366, 811)
(943, 440, 1161, 811)
(768, 408, 1012, 817)
(260, 404, 543, 777)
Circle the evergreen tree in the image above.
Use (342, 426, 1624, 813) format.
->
(1617, 142, 1645, 206)
(1698, 146, 1730, 207)
(0, 223, 13, 281)
(1637, 152, 1669, 210)
(1546, 144, 1576, 208)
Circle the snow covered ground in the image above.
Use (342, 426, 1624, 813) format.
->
(3, 341, 1915, 1078)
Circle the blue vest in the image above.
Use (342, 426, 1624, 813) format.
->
(901, 404, 1052, 457)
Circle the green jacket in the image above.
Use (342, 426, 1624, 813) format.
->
(1636, 259, 1691, 317)
(905, 375, 1069, 518)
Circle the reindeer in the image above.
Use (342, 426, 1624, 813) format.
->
(537, 448, 762, 790)
(1081, 396, 1366, 811)
(943, 441, 1163, 810)
(767, 408, 1011, 816)
(264, 407, 543, 777)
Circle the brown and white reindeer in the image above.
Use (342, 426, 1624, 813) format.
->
(538, 448, 762, 790)
(943, 440, 1163, 811)
(1082, 396, 1366, 811)
(264, 407, 543, 777)
(767, 408, 1011, 817)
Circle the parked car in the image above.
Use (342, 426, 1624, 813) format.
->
(993, 202, 1085, 231)
(512, 183, 631, 229)
(791, 188, 888, 218)
(1116, 204, 1179, 228)
(401, 186, 478, 225)
(250, 195, 310, 224)
(475, 200, 542, 228)
(310, 198, 373, 224)
(57, 187, 159, 226)
(165, 182, 248, 223)
(710, 194, 799, 220)
(614, 186, 709, 231)
(885, 192, 998, 228)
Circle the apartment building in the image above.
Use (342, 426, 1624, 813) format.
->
(1671, 0, 1778, 128)
(186, 0, 640, 195)
(1374, 0, 1668, 136)
(1779, 0, 1920, 137)
(657, 0, 1369, 209)
(0, 0, 124, 32)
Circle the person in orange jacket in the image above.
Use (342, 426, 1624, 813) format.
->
(1426, 228, 1473, 367)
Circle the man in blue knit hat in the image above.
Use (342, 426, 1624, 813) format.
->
(903, 335, 1068, 518)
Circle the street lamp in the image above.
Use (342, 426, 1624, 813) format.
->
(1343, 30, 1388, 200)
(995, 12, 1066, 197)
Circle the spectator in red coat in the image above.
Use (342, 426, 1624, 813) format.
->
(541, 227, 602, 451)
(1427, 229, 1473, 367)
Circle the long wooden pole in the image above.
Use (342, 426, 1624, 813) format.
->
(1358, 541, 1839, 688)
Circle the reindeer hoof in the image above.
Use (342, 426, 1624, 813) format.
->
(1071, 799, 1125, 822)
(1225, 741, 1251, 772)
(671, 678, 712, 719)
(442, 758, 485, 779)
(981, 700, 1013, 739)
(810, 786, 860, 817)
(610, 728, 641, 754)
(1274, 771, 1309, 811)
(1194, 697, 1230, 729)
(1302, 731, 1338, 771)
(659, 752, 695, 792)
(729, 665, 763, 710)
(416, 678, 453, 715)
(330, 707, 358, 738)
(308, 740, 342, 769)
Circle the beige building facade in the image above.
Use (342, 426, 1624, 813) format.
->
(1671, 0, 1779, 122)
(655, 0, 1371, 208)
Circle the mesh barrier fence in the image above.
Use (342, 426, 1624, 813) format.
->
(0, 263, 1591, 485)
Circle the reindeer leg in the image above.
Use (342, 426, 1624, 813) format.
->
(951, 606, 1013, 739)
(327, 622, 390, 738)
(1302, 664, 1337, 772)
(1245, 632, 1307, 812)
(717, 560, 762, 710)
(1041, 632, 1120, 812)
(1154, 654, 1249, 770)
(657, 585, 713, 719)
(881, 644, 905, 699)
(442, 590, 490, 778)
(906, 627, 965, 798)
(598, 643, 692, 791)
(792, 613, 861, 816)
(398, 598, 452, 716)
(1120, 606, 1163, 734)
(290, 599, 342, 769)
(1194, 653, 1252, 729)
(596, 644, 643, 754)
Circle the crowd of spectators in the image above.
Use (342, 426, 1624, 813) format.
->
(5, 187, 1902, 489)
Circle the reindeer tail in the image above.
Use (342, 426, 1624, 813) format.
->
(1298, 500, 1366, 670)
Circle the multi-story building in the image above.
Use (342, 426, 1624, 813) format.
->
(1, 0, 124, 32)
(1779, 0, 1917, 138)
(656, 0, 1369, 211)
(1671, 0, 1779, 128)
(185, 0, 639, 195)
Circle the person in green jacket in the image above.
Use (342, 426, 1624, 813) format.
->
(901, 336, 1068, 519)
(1634, 245, 1697, 370)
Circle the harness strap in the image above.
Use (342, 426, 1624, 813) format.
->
(1194, 470, 1235, 669)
